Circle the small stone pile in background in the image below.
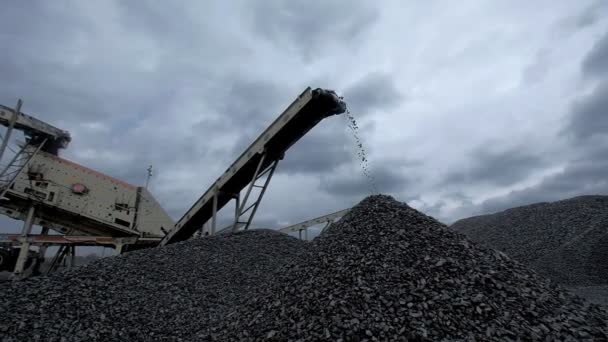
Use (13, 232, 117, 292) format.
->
(452, 195, 608, 304)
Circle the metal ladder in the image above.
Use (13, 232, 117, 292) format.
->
(0, 140, 47, 200)
(230, 153, 279, 232)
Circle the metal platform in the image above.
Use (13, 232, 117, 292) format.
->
(0, 234, 160, 248)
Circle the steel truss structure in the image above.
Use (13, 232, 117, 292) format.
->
(278, 208, 351, 240)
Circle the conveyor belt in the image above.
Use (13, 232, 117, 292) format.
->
(160, 87, 346, 245)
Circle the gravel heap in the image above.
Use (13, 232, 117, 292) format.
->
(2, 195, 607, 341)
(0, 229, 307, 342)
(451, 195, 608, 286)
(205, 195, 607, 341)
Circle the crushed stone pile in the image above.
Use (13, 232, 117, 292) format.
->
(205, 195, 607, 341)
(1, 195, 607, 341)
(0, 229, 307, 342)
(451, 195, 608, 286)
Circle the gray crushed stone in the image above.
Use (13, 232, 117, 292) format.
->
(204, 195, 607, 341)
(0, 229, 306, 342)
(1, 195, 607, 341)
(451, 195, 608, 286)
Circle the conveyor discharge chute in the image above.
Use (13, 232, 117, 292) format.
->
(0, 104, 71, 154)
(160, 87, 346, 245)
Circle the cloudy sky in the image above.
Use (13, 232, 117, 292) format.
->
(1, 0, 607, 239)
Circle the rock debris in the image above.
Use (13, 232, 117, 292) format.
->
(451, 195, 608, 287)
(206, 195, 607, 341)
(0, 230, 306, 342)
(1, 195, 606, 341)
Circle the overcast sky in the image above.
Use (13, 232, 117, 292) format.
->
(1, 1, 607, 239)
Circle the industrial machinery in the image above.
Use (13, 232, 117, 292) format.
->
(0, 87, 345, 279)
(0, 101, 174, 277)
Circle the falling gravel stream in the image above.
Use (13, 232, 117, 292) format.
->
(345, 107, 378, 194)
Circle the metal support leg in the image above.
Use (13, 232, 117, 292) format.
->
(38, 226, 50, 259)
(12, 205, 36, 279)
(115, 243, 124, 255)
(211, 190, 218, 234)
(46, 245, 67, 274)
(298, 230, 302, 240)
(20, 205, 35, 237)
(232, 193, 240, 232)
(244, 161, 277, 230)
(65, 246, 72, 268)
(0, 99, 21, 163)
(13, 244, 31, 279)
(321, 221, 332, 233)
(239, 153, 267, 213)
(30, 226, 50, 276)
(232, 154, 279, 231)
(69, 246, 76, 269)
(304, 228, 308, 241)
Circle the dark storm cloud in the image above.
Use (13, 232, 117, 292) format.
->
(478, 150, 608, 215)
(417, 192, 475, 224)
(116, 2, 256, 66)
(522, 48, 552, 85)
(582, 30, 608, 78)
(565, 80, 608, 141)
(446, 192, 475, 204)
(443, 146, 546, 187)
(279, 119, 353, 175)
(343, 73, 403, 116)
(443, 141, 608, 220)
(574, 0, 608, 29)
(419, 200, 447, 221)
(249, 0, 378, 62)
(0, 1, 399, 235)
(0, 0, 295, 199)
(117, 2, 202, 46)
(320, 165, 411, 198)
(459, 26, 608, 219)
(555, 0, 608, 33)
(0, 2, 215, 126)
(216, 79, 292, 134)
(218, 80, 311, 160)
(0, 4, 104, 121)
(463, 29, 608, 218)
(2, 1, 606, 242)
